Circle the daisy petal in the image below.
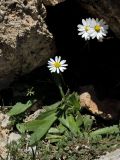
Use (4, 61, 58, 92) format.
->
(57, 68, 60, 74)
(60, 60, 66, 64)
(55, 56, 58, 62)
(82, 19, 87, 25)
(58, 56, 61, 62)
(62, 64, 68, 67)
(50, 58, 55, 63)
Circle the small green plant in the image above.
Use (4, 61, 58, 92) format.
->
(16, 92, 82, 145)
(6, 137, 37, 160)
(7, 56, 120, 154)
(5, 131, 120, 160)
(26, 87, 35, 97)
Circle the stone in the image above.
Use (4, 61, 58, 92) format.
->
(0, 112, 10, 128)
(8, 132, 21, 144)
(0, 0, 56, 89)
(0, 112, 21, 159)
(96, 149, 120, 160)
(0, 113, 10, 128)
(0, 128, 9, 159)
(80, 92, 120, 120)
(0, 112, 10, 159)
(80, 92, 102, 115)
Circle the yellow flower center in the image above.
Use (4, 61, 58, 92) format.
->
(54, 62, 61, 68)
(85, 26, 89, 32)
(94, 25, 101, 32)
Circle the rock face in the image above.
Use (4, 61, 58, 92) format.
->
(75, 0, 120, 38)
(0, 0, 56, 89)
(43, 0, 65, 6)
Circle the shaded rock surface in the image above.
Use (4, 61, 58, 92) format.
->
(43, 0, 66, 6)
(0, 0, 56, 89)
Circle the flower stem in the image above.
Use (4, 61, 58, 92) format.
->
(52, 73, 66, 99)
(58, 84, 65, 99)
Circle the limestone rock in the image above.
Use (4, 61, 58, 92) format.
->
(43, 0, 66, 6)
(0, 112, 22, 159)
(0, 128, 9, 159)
(96, 149, 120, 160)
(0, 0, 56, 89)
(0, 113, 10, 128)
(80, 92, 120, 120)
(80, 92, 102, 115)
(8, 132, 21, 144)
(0, 112, 10, 159)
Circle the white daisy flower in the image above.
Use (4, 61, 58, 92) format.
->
(48, 56, 68, 74)
(90, 18, 108, 40)
(77, 18, 92, 40)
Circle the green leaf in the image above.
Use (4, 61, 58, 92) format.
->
(7, 101, 32, 116)
(29, 113, 57, 145)
(59, 116, 69, 129)
(16, 101, 60, 133)
(48, 128, 62, 134)
(44, 101, 61, 111)
(59, 114, 80, 135)
(17, 110, 57, 133)
(46, 134, 63, 143)
(16, 123, 26, 133)
(67, 92, 80, 109)
(37, 108, 57, 120)
(17, 120, 46, 133)
(67, 114, 80, 135)
(83, 115, 93, 131)
(58, 124, 66, 133)
(90, 125, 120, 138)
(76, 112, 83, 127)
